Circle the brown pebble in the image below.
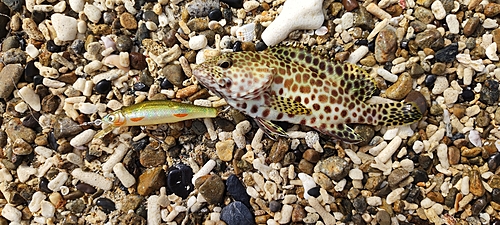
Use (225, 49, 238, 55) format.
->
(137, 167, 166, 196)
(431, 62, 446, 75)
(470, 170, 485, 197)
(448, 146, 460, 165)
(267, 138, 289, 163)
(342, 0, 359, 11)
(215, 139, 234, 162)
(484, 3, 500, 17)
(385, 73, 412, 100)
(140, 144, 166, 167)
(298, 159, 314, 174)
(175, 85, 199, 98)
(374, 26, 397, 63)
(129, 52, 147, 70)
(120, 12, 138, 30)
(463, 17, 480, 37)
(302, 149, 320, 163)
(451, 104, 466, 118)
(335, 52, 350, 62)
(461, 146, 482, 157)
(426, 192, 444, 203)
(196, 174, 225, 204)
(292, 204, 306, 222)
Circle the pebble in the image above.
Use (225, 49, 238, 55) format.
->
(415, 28, 443, 50)
(375, 26, 397, 63)
(51, 14, 78, 41)
(137, 167, 166, 196)
(197, 174, 225, 204)
(315, 156, 349, 181)
(430, 0, 446, 20)
(167, 164, 193, 199)
(484, 3, 500, 17)
(220, 201, 254, 225)
(187, 0, 220, 17)
(226, 174, 251, 207)
(208, 9, 223, 21)
(0, 64, 23, 99)
(435, 43, 458, 63)
(120, 12, 137, 30)
(71, 168, 112, 191)
(189, 35, 208, 50)
(6, 118, 36, 143)
(464, 18, 480, 37)
(216, 139, 234, 161)
(388, 168, 410, 188)
(480, 79, 499, 105)
(432, 76, 449, 95)
(470, 170, 485, 196)
(261, 0, 324, 46)
(385, 73, 412, 100)
(96, 198, 116, 214)
(2, 204, 21, 222)
(414, 6, 434, 24)
(221, 0, 244, 8)
(83, 3, 101, 23)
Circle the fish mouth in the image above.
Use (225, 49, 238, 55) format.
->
(192, 68, 224, 98)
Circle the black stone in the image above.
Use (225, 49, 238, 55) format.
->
(233, 41, 242, 52)
(355, 39, 368, 45)
(167, 164, 194, 199)
(70, 39, 85, 54)
(46, 40, 62, 52)
(22, 112, 41, 130)
(489, 154, 500, 171)
(461, 89, 474, 101)
(255, 41, 267, 51)
(135, 23, 150, 44)
(226, 174, 251, 208)
(95, 79, 112, 94)
(413, 170, 429, 183)
(445, 188, 458, 207)
(269, 200, 282, 212)
(471, 197, 487, 216)
(96, 198, 116, 214)
(400, 39, 409, 49)
(352, 196, 367, 213)
(493, 188, 500, 203)
(76, 183, 97, 194)
(33, 75, 43, 86)
(220, 201, 254, 225)
(39, 177, 52, 193)
(208, 9, 223, 21)
(133, 82, 149, 92)
(450, 132, 465, 141)
(435, 43, 458, 63)
(48, 131, 58, 150)
(142, 10, 159, 24)
(31, 10, 46, 24)
(221, 0, 244, 8)
(307, 186, 321, 198)
(424, 75, 437, 87)
(131, 138, 149, 151)
(24, 60, 39, 83)
(191, 120, 207, 135)
(405, 184, 422, 203)
(222, 8, 233, 23)
(160, 78, 174, 89)
(480, 79, 499, 105)
(3, 0, 22, 11)
(214, 118, 235, 132)
(368, 40, 375, 52)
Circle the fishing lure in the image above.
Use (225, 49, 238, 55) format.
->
(93, 100, 218, 138)
(192, 46, 422, 143)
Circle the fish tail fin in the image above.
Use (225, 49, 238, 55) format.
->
(373, 102, 422, 126)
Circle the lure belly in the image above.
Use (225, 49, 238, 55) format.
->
(94, 100, 218, 138)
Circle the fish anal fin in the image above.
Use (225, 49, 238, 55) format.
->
(318, 124, 363, 144)
(255, 117, 288, 140)
(269, 95, 311, 115)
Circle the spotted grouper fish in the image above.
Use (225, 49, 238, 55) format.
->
(192, 46, 422, 143)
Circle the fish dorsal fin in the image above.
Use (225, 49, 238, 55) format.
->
(267, 46, 377, 102)
(268, 94, 312, 115)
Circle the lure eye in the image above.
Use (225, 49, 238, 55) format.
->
(217, 59, 232, 69)
(107, 115, 115, 122)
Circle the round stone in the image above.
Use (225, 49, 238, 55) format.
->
(129, 52, 147, 70)
(94, 79, 112, 94)
(96, 198, 116, 214)
(116, 35, 133, 52)
(167, 164, 194, 199)
(461, 89, 475, 101)
(208, 9, 223, 21)
(302, 149, 320, 163)
(120, 12, 138, 30)
(269, 200, 282, 212)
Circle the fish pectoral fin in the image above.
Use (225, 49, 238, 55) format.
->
(269, 95, 312, 115)
(255, 117, 289, 140)
(229, 67, 275, 100)
(320, 124, 363, 144)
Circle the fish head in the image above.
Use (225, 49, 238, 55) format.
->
(101, 111, 126, 126)
(192, 51, 275, 100)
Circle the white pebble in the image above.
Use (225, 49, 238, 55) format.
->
(346, 46, 369, 64)
(14, 102, 27, 113)
(189, 35, 208, 50)
(71, 168, 113, 191)
(463, 67, 474, 86)
(278, 205, 293, 224)
(386, 187, 404, 204)
(53, 1, 66, 12)
(366, 3, 391, 20)
(51, 13, 78, 41)
(486, 42, 499, 61)
(315, 26, 328, 36)
(29, 191, 46, 213)
(468, 129, 482, 147)
(147, 195, 161, 225)
(43, 78, 66, 88)
(446, 15, 460, 34)
(26, 44, 40, 58)
(349, 168, 363, 180)
(17, 164, 36, 183)
(431, 0, 446, 20)
(192, 159, 216, 184)
(102, 143, 127, 173)
(76, 102, 98, 114)
(443, 88, 460, 105)
(308, 197, 336, 225)
(334, 179, 347, 191)
(70, 129, 96, 147)
(341, 12, 354, 30)
(19, 86, 41, 111)
(413, 140, 424, 153)
(283, 195, 298, 204)
(461, 176, 470, 195)
(420, 197, 435, 209)
(41, 200, 55, 218)
(48, 172, 68, 192)
(298, 173, 316, 199)
(69, 0, 84, 12)
(383, 127, 399, 140)
(83, 3, 101, 23)
(366, 196, 382, 206)
(243, 0, 259, 11)
(400, 158, 414, 172)
(431, 76, 449, 95)
(375, 136, 402, 164)
(236, 23, 255, 42)
(2, 204, 21, 222)
(483, 18, 498, 29)
(345, 149, 362, 164)
(261, 0, 324, 46)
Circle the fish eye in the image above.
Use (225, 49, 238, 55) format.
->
(217, 59, 231, 68)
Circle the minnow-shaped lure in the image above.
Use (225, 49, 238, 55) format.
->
(192, 46, 422, 143)
(93, 100, 218, 138)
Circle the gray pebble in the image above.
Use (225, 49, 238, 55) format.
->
(0, 64, 23, 99)
(316, 156, 350, 181)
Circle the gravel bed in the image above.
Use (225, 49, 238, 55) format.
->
(0, 0, 499, 224)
